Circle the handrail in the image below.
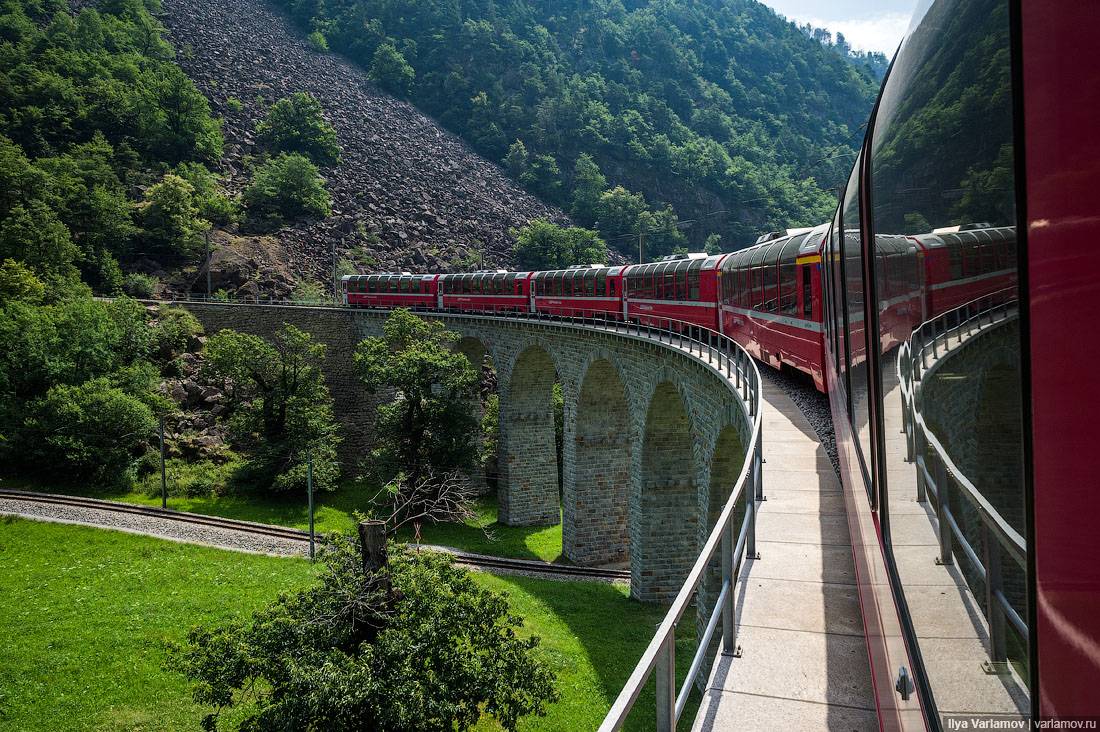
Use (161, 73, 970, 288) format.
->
(896, 287, 1026, 667)
(145, 292, 765, 731)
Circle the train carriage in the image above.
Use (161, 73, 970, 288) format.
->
(531, 265, 627, 319)
(623, 254, 722, 332)
(342, 273, 439, 309)
(820, 0, 1100, 725)
(438, 270, 532, 313)
(719, 226, 829, 390)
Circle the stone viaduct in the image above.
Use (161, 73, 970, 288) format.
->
(173, 302, 752, 602)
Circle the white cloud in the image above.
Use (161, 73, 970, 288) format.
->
(789, 11, 911, 55)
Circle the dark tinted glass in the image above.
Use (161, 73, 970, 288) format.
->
(841, 153, 872, 478)
(870, 0, 1029, 719)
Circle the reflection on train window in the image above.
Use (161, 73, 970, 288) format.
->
(841, 153, 872, 486)
(868, 0, 1029, 719)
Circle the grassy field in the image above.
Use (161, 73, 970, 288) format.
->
(0, 518, 699, 732)
(0, 477, 564, 562)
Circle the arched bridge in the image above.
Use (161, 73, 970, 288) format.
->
(171, 301, 756, 603)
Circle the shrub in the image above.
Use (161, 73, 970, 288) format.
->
(173, 537, 558, 732)
(175, 162, 240, 226)
(225, 97, 243, 113)
(255, 92, 340, 166)
(122, 272, 159, 298)
(243, 153, 332, 223)
(23, 377, 157, 486)
(307, 30, 328, 52)
(150, 305, 201, 360)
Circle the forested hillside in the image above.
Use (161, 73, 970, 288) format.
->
(278, 0, 881, 252)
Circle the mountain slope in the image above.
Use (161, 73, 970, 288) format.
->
(272, 0, 881, 248)
(159, 0, 570, 280)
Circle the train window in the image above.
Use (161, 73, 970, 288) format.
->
(869, 0, 1029, 717)
(778, 237, 800, 315)
(802, 266, 812, 320)
(840, 151, 872, 488)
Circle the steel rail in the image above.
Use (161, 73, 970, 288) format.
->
(132, 293, 764, 730)
(0, 489, 631, 581)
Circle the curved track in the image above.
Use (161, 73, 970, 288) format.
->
(0, 489, 630, 582)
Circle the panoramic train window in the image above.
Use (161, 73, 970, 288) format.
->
(868, 0, 1030, 720)
(841, 153, 872, 481)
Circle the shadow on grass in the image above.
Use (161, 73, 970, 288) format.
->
(473, 572, 703, 731)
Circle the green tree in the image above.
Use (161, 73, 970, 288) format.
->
(521, 153, 561, 200)
(138, 173, 207, 259)
(203, 324, 341, 493)
(0, 201, 80, 288)
(0, 258, 45, 303)
(502, 139, 529, 180)
(637, 205, 688, 260)
(354, 310, 478, 494)
(512, 219, 607, 271)
(243, 153, 332, 223)
(175, 162, 240, 225)
(173, 537, 558, 732)
(569, 153, 607, 225)
(22, 377, 156, 486)
(256, 92, 341, 166)
(593, 185, 647, 241)
(369, 43, 414, 96)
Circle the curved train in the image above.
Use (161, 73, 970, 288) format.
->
(341, 224, 1015, 393)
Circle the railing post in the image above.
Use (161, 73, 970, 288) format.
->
(755, 433, 764, 503)
(747, 460, 758, 560)
(656, 630, 677, 732)
(982, 524, 1008, 665)
(721, 518, 736, 655)
(934, 459, 953, 565)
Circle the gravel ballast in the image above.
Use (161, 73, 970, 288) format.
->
(759, 366, 840, 476)
(0, 500, 308, 557)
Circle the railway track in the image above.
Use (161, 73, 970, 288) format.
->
(0, 488, 630, 582)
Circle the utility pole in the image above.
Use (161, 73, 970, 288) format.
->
(159, 417, 167, 509)
(204, 230, 212, 297)
(307, 445, 315, 560)
(332, 239, 339, 303)
(639, 228, 646, 265)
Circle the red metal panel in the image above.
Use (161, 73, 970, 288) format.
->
(1020, 0, 1100, 716)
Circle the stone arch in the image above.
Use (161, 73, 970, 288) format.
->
(633, 380, 699, 601)
(499, 344, 560, 526)
(564, 358, 632, 566)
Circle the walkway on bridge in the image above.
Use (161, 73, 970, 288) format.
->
(692, 380, 877, 731)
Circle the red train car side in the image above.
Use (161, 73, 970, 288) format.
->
(531, 266, 627, 319)
(623, 254, 722, 332)
(439, 271, 532, 313)
(342, 273, 439, 309)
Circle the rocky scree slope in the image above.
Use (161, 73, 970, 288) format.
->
(158, 0, 570, 291)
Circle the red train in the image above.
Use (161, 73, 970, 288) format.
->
(341, 224, 1017, 395)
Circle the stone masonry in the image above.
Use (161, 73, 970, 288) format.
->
(172, 302, 752, 602)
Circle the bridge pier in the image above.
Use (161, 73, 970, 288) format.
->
(498, 345, 560, 526)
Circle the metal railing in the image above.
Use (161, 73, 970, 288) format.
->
(150, 293, 766, 729)
(896, 288, 1026, 670)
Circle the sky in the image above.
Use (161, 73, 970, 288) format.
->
(761, 0, 914, 54)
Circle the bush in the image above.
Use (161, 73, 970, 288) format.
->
(173, 537, 558, 732)
(22, 377, 157, 486)
(307, 30, 328, 52)
(255, 92, 340, 166)
(175, 162, 240, 226)
(122, 272, 159, 298)
(226, 97, 244, 113)
(150, 305, 201, 360)
(243, 153, 332, 223)
(369, 43, 414, 96)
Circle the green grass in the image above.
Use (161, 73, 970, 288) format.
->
(1, 478, 565, 562)
(0, 518, 700, 732)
